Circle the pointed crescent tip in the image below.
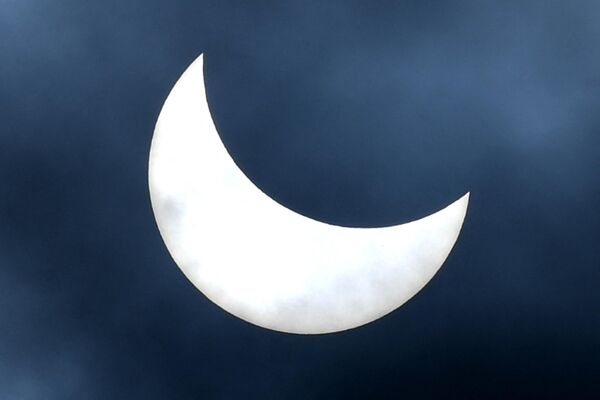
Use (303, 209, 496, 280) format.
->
(190, 53, 204, 70)
(459, 191, 471, 222)
(448, 192, 470, 225)
(451, 192, 470, 210)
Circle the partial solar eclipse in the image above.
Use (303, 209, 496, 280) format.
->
(148, 54, 469, 334)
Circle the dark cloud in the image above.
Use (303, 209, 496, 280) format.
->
(1, 0, 598, 398)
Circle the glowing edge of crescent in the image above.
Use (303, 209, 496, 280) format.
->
(149, 54, 470, 334)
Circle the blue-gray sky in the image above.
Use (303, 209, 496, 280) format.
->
(1, 0, 599, 398)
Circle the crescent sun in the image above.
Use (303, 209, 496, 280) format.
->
(148, 54, 469, 334)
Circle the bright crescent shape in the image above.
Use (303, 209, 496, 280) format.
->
(149, 54, 469, 334)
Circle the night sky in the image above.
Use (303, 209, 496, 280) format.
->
(1, 1, 599, 398)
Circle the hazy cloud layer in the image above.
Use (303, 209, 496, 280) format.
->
(1, 0, 598, 398)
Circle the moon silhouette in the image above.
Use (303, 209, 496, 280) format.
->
(148, 54, 469, 334)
